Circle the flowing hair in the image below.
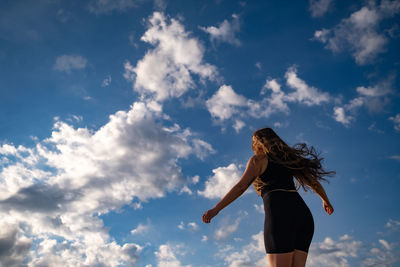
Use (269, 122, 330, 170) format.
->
(252, 127, 336, 191)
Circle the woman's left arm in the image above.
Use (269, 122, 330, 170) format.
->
(202, 156, 261, 224)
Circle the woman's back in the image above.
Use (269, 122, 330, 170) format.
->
(253, 160, 296, 196)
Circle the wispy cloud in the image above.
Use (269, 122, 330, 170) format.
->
(53, 55, 87, 73)
(313, 1, 400, 64)
(388, 113, 400, 132)
(87, 0, 144, 15)
(131, 221, 150, 235)
(102, 75, 112, 87)
(333, 76, 395, 127)
(199, 14, 241, 46)
(309, 0, 333, 17)
(178, 221, 199, 231)
(214, 217, 241, 241)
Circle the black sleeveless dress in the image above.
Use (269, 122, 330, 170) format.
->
(253, 160, 314, 254)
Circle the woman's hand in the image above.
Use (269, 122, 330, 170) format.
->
(323, 200, 334, 215)
(202, 208, 219, 223)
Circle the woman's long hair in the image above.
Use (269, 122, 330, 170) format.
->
(252, 127, 336, 191)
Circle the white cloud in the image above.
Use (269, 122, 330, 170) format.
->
(87, 0, 142, 15)
(179, 175, 201, 195)
(206, 85, 248, 121)
(385, 218, 400, 231)
(178, 221, 185, 230)
(0, 221, 32, 266)
(379, 239, 392, 250)
(388, 113, 400, 131)
(217, 231, 267, 267)
(124, 12, 218, 101)
(0, 100, 214, 265)
(254, 203, 264, 213)
(177, 221, 199, 231)
(362, 243, 399, 266)
(199, 14, 241, 46)
(333, 77, 394, 127)
(309, 0, 333, 17)
(53, 55, 87, 73)
(313, 1, 400, 64)
(206, 67, 332, 130)
(155, 243, 192, 267)
(333, 106, 353, 127)
(131, 222, 150, 235)
(102, 75, 112, 87)
(308, 235, 362, 267)
(250, 78, 290, 118)
(187, 222, 199, 231)
(273, 121, 289, 128)
(191, 138, 216, 160)
(198, 163, 245, 199)
(233, 120, 245, 133)
(314, 28, 331, 43)
(284, 66, 331, 106)
(214, 218, 241, 241)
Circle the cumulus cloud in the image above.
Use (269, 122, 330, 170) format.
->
(199, 14, 241, 46)
(362, 240, 399, 266)
(216, 231, 267, 267)
(154, 243, 192, 267)
(87, 0, 143, 15)
(308, 235, 362, 267)
(124, 12, 218, 101)
(206, 85, 248, 121)
(333, 77, 394, 127)
(253, 78, 290, 117)
(309, 0, 333, 17)
(198, 163, 246, 199)
(0, 99, 214, 265)
(333, 106, 354, 127)
(0, 221, 32, 267)
(284, 66, 331, 106)
(205, 66, 331, 131)
(313, 0, 400, 64)
(307, 234, 399, 266)
(53, 55, 88, 73)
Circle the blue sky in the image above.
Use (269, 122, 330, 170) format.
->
(0, 0, 400, 266)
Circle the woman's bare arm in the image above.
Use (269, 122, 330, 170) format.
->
(309, 180, 334, 215)
(311, 181, 330, 203)
(202, 155, 264, 223)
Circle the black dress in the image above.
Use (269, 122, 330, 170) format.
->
(253, 160, 314, 254)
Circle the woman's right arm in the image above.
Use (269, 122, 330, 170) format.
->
(310, 181, 334, 215)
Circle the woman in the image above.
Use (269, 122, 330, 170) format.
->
(202, 127, 335, 267)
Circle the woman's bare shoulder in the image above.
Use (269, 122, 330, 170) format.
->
(250, 154, 268, 163)
(249, 154, 268, 174)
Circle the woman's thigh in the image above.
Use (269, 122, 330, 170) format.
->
(293, 249, 308, 267)
(267, 251, 294, 267)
